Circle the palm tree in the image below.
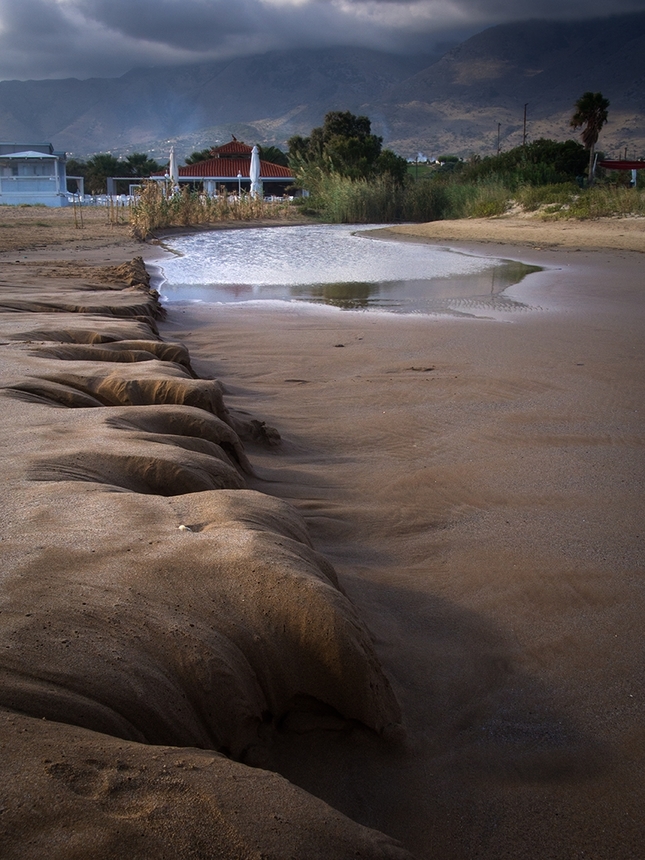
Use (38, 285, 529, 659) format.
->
(85, 153, 121, 194)
(122, 152, 162, 177)
(570, 92, 610, 185)
(185, 148, 215, 165)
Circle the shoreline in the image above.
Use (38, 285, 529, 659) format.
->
(0, 210, 644, 859)
(367, 214, 645, 254)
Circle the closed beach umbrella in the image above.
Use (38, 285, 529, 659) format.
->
(169, 146, 179, 192)
(250, 145, 262, 198)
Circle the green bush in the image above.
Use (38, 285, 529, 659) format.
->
(540, 186, 645, 219)
(460, 139, 588, 188)
(515, 183, 579, 211)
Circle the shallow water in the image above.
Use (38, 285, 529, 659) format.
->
(159, 224, 541, 315)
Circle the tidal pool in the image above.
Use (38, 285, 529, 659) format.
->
(158, 224, 541, 315)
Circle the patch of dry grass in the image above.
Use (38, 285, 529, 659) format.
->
(130, 183, 299, 239)
(0, 203, 131, 254)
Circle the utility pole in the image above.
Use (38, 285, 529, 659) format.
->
(497, 123, 501, 155)
(523, 104, 528, 147)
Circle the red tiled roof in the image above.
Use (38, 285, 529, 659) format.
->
(158, 157, 293, 179)
(213, 140, 253, 156)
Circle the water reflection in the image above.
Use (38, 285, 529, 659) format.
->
(290, 281, 376, 309)
(287, 260, 541, 313)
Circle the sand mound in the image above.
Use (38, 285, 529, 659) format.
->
(8, 364, 231, 414)
(5, 320, 159, 343)
(0, 487, 400, 749)
(6, 256, 152, 287)
(0, 258, 162, 328)
(0, 260, 409, 858)
(30, 340, 195, 372)
(0, 709, 411, 860)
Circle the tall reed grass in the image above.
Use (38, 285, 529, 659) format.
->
(297, 170, 515, 223)
(131, 174, 645, 235)
(451, 180, 511, 218)
(298, 166, 645, 224)
(130, 182, 296, 239)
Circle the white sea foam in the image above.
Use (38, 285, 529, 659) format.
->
(160, 224, 494, 288)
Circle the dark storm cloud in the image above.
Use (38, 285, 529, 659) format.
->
(80, 0, 273, 50)
(443, 0, 645, 20)
(1, 0, 644, 80)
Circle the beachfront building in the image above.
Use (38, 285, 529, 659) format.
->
(0, 143, 68, 206)
(154, 140, 295, 196)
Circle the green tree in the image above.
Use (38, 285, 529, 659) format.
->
(65, 158, 87, 194)
(459, 139, 588, 186)
(65, 157, 87, 176)
(323, 111, 382, 180)
(375, 149, 408, 185)
(526, 139, 587, 178)
(288, 110, 405, 183)
(185, 148, 214, 165)
(85, 153, 121, 194)
(122, 152, 162, 177)
(289, 111, 383, 180)
(258, 145, 289, 167)
(570, 92, 610, 184)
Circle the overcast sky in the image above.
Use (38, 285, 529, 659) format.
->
(1, 0, 644, 81)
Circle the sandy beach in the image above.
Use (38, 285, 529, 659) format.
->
(0, 207, 643, 859)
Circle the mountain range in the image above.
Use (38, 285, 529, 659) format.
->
(0, 13, 642, 161)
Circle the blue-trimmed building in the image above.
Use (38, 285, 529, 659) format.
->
(0, 143, 68, 207)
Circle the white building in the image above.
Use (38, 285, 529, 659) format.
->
(0, 143, 68, 207)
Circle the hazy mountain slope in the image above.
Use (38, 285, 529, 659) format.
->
(0, 15, 642, 160)
(0, 77, 114, 143)
(386, 13, 645, 157)
(0, 48, 435, 157)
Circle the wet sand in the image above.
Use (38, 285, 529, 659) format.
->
(378, 214, 645, 253)
(160, 235, 645, 858)
(1, 209, 644, 858)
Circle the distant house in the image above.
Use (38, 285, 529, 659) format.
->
(0, 143, 68, 206)
(155, 140, 295, 196)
